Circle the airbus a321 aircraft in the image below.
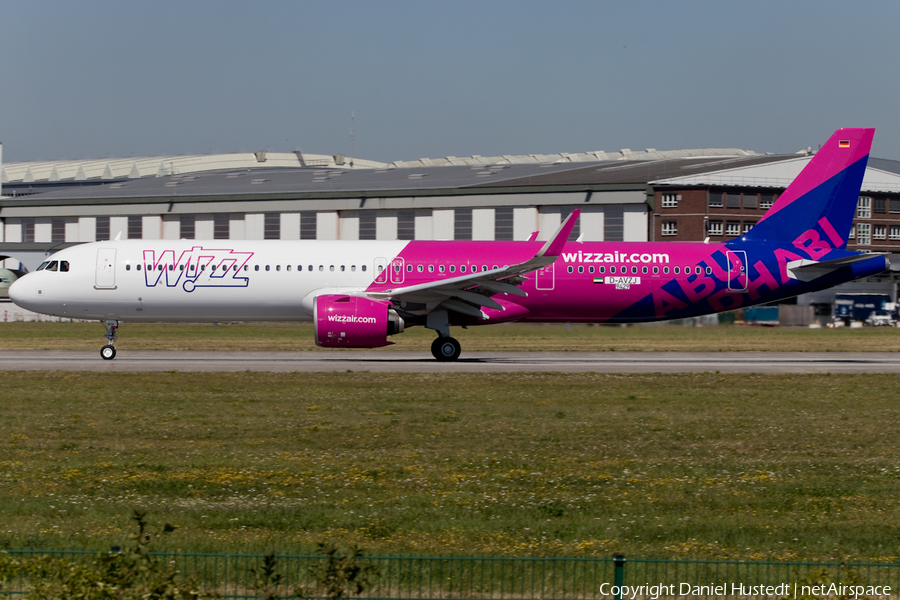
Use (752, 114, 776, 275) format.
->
(10, 128, 889, 361)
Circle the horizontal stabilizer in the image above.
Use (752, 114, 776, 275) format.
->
(787, 253, 888, 282)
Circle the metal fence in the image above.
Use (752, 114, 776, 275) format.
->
(1, 550, 899, 599)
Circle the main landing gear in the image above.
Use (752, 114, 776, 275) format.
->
(100, 320, 118, 360)
(431, 336, 461, 362)
(426, 309, 461, 362)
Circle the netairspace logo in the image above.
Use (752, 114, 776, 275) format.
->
(597, 582, 891, 599)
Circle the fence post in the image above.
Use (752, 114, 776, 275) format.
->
(613, 554, 626, 600)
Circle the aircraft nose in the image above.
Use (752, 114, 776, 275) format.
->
(8, 276, 35, 310)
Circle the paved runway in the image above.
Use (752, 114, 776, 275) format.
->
(3, 349, 900, 373)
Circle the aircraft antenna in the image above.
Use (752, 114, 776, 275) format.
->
(350, 111, 355, 169)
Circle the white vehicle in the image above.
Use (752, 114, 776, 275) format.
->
(865, 309, 895, 327)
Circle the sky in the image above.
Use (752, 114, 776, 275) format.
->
(2, 1, 900, 164)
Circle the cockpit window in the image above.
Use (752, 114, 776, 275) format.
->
(37, 261, 49, 271)
(46, 261, 59, 272)
(59, 261, 69, 272)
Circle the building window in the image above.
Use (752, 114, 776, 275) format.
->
(856, 222, 871, 245)
(397, 210, 415, 240)
(213, 214, 229, 239)
(51, 219, 65, 243)
(708, 192, 723, 207)
(180, 214, 195, 239)
(661, 221, 677, 236)
(22, 218, 35, 243)
(454, 208, 472, 240)
(743, 221, 755, 233)
(743, 193, 758, 209)
(726, 221, 741, 236)
(661, 194, 679, 208)
(891, 199, 900, 214)
(128, 216, 142, 239)
(604, 205, 624, 242)
(708, 220, 723, 236)
(495, 207, 514, 241)
(873, 225, 886, 240)
(874, 198, 887, 214)
(849, 225, 856, 239)
(760, 194, 775, 209)
(264, 213, 280, 240)
(889, 226, 900, 240)
(300, 212, 317, 240)
(359, 212, 376, 240)
(726, 193, 741, 208)
(96, 216, 110, 241)
(857, 196, 871, 219)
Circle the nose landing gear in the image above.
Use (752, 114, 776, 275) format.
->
(101, 320, 118, 360)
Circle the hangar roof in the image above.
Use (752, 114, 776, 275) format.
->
(1, 147, 760, 185)
(0, 152, 388, 185)
(5, 149, 900, 205)
(1, 154, 808, 205)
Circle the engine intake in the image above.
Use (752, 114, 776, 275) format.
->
(314, 294, 404, 348)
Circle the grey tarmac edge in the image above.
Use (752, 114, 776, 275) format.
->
(8, 350, 900, 373)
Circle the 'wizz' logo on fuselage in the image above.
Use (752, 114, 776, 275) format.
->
(142, 247, 254, 292)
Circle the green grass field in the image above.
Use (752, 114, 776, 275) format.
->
(1, 321, 899, 352)
(2, 371, 899, 562)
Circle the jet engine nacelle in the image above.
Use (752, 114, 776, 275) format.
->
(313, 294, 405, 348)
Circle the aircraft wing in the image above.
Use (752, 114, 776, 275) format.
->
(367, 210, 580, 318)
